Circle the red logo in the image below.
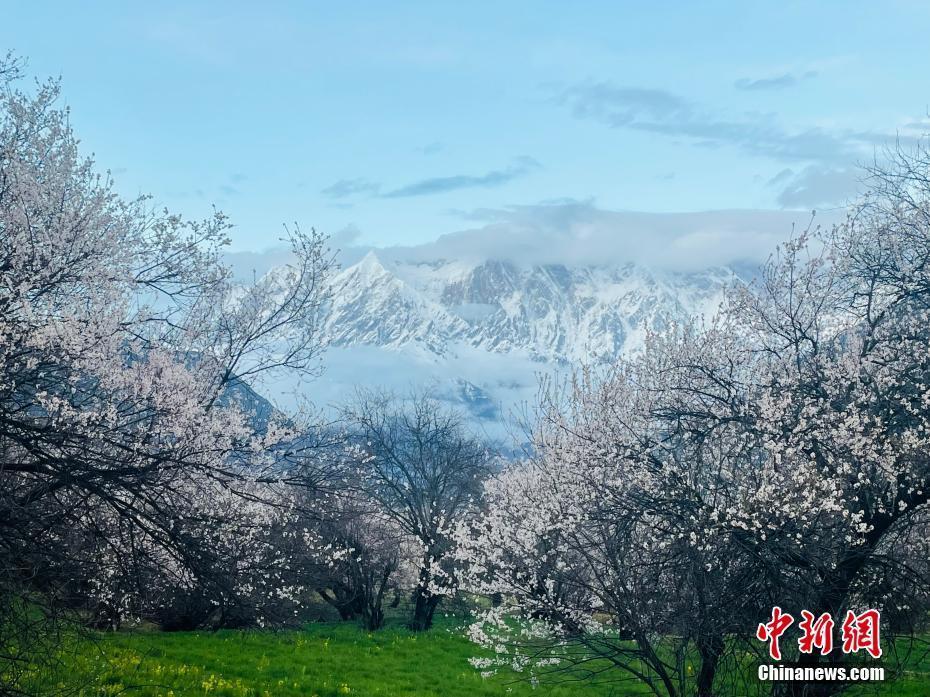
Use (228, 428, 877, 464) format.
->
(757, 606, 794, 660)
(798, 611, 834, 655)
(756, 608, 881, 660)
(841, 609, 882, 659)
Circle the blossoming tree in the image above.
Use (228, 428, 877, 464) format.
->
(458, 145, 930, 697)
(0, 54, 334, 691)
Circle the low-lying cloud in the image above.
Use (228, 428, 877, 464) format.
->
(382, 202, 839, 272)
(228, 203, 847, 277)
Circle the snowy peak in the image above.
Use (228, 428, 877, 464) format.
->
(323, 254, 734, 364)
(353, 250, 390, 277)
(326, 253, 467, 355)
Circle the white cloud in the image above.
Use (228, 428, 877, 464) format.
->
(377, 202, 843, 272)
(227, 203, 845, 275)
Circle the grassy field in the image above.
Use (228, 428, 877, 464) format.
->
(20, 619, 631, 697)
(19, 619, 930, 697)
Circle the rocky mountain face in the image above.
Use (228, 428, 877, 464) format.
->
(309, 251, 737, 435)
(324, 251, 734, 362)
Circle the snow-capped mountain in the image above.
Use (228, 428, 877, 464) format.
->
(325, 251, 732, 363)
(231, 205, 828, 437)
(310, 250, 737, 436)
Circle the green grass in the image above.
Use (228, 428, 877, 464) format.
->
(19, 619, 637, 697)
(16, 619, 930, 697)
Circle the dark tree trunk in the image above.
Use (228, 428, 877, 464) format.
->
(360, 563, 393, 631)
(408, 555, 443, 631)
(409, 590, 440, 631)
(696, 634, 724, 697)
(318, 585, 364, 621)
(361, 603, 384, 630)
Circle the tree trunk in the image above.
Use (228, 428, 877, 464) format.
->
(361, 563, 393, 631)
(317, 586, 363, 621)
(361, 603, 384, 630)
(696, 634, 724, 697)
(409, 590, 440, 631)
(408, 555, 443, 631)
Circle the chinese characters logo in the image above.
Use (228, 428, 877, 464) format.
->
(756, 607, 881, 660)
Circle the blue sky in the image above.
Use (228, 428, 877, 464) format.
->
(3, 1, 929, 253)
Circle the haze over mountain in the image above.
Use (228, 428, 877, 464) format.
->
(231, 204, 840, 437)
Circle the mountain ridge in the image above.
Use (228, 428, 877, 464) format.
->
(323, 252, 736, 364)
(302, 252, 739, 434)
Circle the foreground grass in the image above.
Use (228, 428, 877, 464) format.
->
(20, 620, 930, 696)
(23, 619, 640, 697)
